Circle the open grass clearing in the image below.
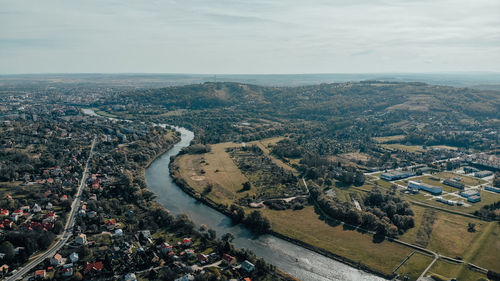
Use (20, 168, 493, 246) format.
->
(467, 221, 500, 272)
(394, 251, 434, 281)
(428, 260, 488, 281)
(260, 206, 413, 276)
(175, 141, 250, 205)
(400, 206, 488, 259)
(373, 135, 406, 143)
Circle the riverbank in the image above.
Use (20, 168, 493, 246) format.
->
(81, 109, 296, 281)
(169, 155, 394, 280)
(84, 108, 387, 280)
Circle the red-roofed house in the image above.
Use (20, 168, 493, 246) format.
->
(182, 238, 192, 246)
(222, 254, 236, 265)
(50, 253, 64, 266)
(84, 261, 103, 274)
(105, 219, 116, 230)
(35, 269, 46, 279)
(197, 254, 208, 264)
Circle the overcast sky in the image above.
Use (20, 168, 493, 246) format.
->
(1, 0, 499, 74)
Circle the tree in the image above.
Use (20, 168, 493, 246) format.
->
(0, 241, 15, 263)
(468, 222, 476, 232)
(353, 171, 365, 186)
(53, 221, 64, 234)
(244, 211, 271, 234)
(203, 184, 213, 195)
(494, 173, 500, 188)
(72, 272, 83, 281)
(241, 181, 251, 192)
(207, 229, 216, 240)
(230, 204, 245, 223)
(221, 233, 235, 243)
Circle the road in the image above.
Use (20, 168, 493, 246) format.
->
(6, 136, 97, 281)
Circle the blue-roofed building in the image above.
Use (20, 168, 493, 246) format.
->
(485, 186, 500, 193)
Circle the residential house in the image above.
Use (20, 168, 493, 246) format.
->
(0, 264, 8, 276)
(160, 242, 173, 256)
(197, 254, 208, 264)
(124, 273, 137, 281)
(174, 274, 195, 281)
(114, 229, 123, 237)
(76, 233, 88, 245)
(69, 252, 79, 263)
(34, 269, 46, 279)
(0, 209, 9, 217)
(222, 254, 236, 265)
(84, 261, 103, 275)
(32, 203, 42, 213)
(87, 211, 97, 219)
(105, 219, 117, 230)
(241, 260, 255, 272)
(61, 264, 73, 277)
(50, 253, 64, 266)
(181, 238, 192, 247)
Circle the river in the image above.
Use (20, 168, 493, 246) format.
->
(83, 108, 385, 281)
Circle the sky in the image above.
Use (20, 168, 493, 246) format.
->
(1, 0, 500, 74)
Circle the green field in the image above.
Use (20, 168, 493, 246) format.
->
(175, 141, 250, 205)
(400, 205, 488, 259)
(428, 260, 488, 281)
(394, 252, 435, 281)
(261, 206, 412, 276)
(372, 135, 406, 143)
(467, 222, 500, 272)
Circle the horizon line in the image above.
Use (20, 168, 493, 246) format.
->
(1, 71, 499, 76)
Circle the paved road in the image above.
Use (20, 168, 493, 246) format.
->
(6, 136, 97, 281)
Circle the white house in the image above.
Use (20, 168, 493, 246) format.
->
(69, 252, 79, 263)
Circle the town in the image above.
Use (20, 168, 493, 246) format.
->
(0, 91, 293, 281)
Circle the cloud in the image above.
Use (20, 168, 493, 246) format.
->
(351, 50, 374, 56)
(0, 0, 499, 73)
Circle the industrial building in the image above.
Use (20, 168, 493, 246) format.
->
(467, 195, 481, 203)
(408, 180, 442, 195)
(460, 189, 480, 198)
(485, 186, 500, 193)
(443, 179, 465, 189)
(474, 171, 493, 178)
(464, 166, 480, 174)
(436, 197, 454, 206)
(381, 171, 415, 181)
